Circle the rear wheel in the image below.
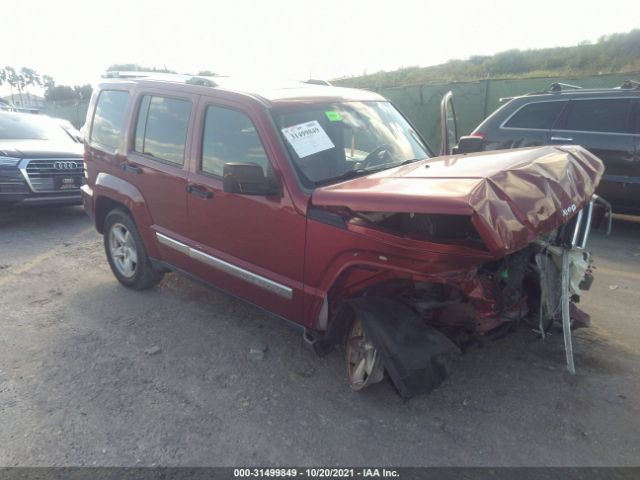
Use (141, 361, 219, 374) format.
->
(103, 209, 163, 290)
(344, 316, 384, 390)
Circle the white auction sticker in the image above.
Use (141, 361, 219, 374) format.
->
(281, 120, 335, 158)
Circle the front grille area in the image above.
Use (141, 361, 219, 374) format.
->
(0, 166, 28, 193)
(23, 158, 84, 192)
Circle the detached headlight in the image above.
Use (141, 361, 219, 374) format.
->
(0, 156, 20, 167)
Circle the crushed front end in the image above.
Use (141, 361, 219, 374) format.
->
(308, 146, 608, 397)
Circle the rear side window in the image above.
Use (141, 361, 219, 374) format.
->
(503, 101, 566, 129)
(134, 95, 191, 165)
(91, 90, 129, 149)
(201, 105, 269, 177)
(633, 101, 640, 134)
(564, 98, 633, 134)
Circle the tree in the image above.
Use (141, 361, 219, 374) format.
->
(42, 75, 55, 89)
(335, 28, 640, 88)
(73, 84, 93, 101)
(20, 67, 41, 106)
(44, 85, 76, 102)
(4, 66, 18, 103)
(106, 63, 177, 73)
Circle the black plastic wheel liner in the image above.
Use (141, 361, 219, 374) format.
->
(345, 297, 461, 398)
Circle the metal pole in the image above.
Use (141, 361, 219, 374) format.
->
(561, 249, 575, 375)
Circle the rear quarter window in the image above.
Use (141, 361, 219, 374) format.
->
(91, 90, 129, 150)
(563, 98, 633, 134)
(134, 95, 192, 165)
(503, 101, 566, 130)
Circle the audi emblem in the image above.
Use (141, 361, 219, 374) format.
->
(53, 161, 79, 170)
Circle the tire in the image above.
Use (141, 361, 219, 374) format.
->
(103, 209, 164, 290)
(344, 316, 384, 391)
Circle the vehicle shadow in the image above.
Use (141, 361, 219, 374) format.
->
(0, 205, 89, 231)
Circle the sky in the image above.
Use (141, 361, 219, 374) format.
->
(0, 0, 637, 95)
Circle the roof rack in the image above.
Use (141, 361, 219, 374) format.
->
(548, 82, 582, 92)
(619, 80, 640, 90)
(101, 71, 218, 87)
(303, 79, 332, 86)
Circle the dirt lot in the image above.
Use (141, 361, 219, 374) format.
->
(0, 206, 639, 466)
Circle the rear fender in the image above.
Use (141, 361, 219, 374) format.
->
(93, 173, 159, 258)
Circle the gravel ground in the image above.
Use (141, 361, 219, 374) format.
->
(0, 206, 639, 466)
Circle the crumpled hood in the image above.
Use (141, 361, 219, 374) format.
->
(311, 145, 604, 253)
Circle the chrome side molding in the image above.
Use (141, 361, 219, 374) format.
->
(155, 232, 293, 300)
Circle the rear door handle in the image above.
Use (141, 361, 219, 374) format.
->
(550, 136, 574, 142)
(121, 163, 143, 174)
(187, 184, 213, 199)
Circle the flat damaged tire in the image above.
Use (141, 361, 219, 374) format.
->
(343, 297, 461, 398)
(345, 316, 385, 391)
(103, 209, 164, 290)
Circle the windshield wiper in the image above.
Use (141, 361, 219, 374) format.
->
(315, 168, 370, 186)
(397, 158, 425, 167)
(314, 158, 426, 186)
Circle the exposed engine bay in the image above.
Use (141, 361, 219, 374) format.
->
(322, 195, 612, 398)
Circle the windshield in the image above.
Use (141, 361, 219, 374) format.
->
(273, 101, 429, 187)
(0, 113, 72, 143)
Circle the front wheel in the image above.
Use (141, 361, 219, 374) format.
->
(103, 209, 164, 290)
(344, 316, 384, 390)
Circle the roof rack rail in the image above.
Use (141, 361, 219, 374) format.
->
(185, 76, 218, 87)
(102, 70, 158, 79)
(548, 82, 582, 92)
(619, 79, 640, 89)
(303, 79, 332, 86)
(101, 71, 217, 87)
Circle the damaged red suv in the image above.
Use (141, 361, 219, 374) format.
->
(81, 73, 608, 397)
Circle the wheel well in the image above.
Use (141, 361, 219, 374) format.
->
(95, 197, 131, 234)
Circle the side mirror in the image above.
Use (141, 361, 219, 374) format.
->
(454, 136, 484, 154)
(223, 163, 281, 196)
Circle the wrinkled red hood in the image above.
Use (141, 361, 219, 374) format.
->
(312, 146, 604, 254)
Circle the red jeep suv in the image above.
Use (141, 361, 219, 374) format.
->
(82, 73, 606, 397)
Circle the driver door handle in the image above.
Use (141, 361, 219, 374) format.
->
(121, 162, 143, 174)
(550, 136, 574, 142)
(187, 184, 213, 199)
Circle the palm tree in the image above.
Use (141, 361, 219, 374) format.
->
(16, 73, 26, 106)
(20, 67, 41, 107)
(4, 66, 17, 104)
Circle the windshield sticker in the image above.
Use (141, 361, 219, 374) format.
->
(281, 120, 335, 158)
(325, 111, 343, 122)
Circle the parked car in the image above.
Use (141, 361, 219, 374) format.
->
(82, 73, 606, 397)
(0, 98, 16, 111)
(450, 81, 640, 215)
(0, 111, 84, 207)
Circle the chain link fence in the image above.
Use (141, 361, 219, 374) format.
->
(368, 72, 640, 151)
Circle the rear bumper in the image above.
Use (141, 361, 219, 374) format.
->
(80, 184, 95, 224)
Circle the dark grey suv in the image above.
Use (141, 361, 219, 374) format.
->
(0, 111, 84, 208)
(458, 81, 640, 215)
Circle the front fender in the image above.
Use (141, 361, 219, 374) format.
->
(323, 297, 460, 398)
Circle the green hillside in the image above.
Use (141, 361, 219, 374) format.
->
(334, 29, 640, 88)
